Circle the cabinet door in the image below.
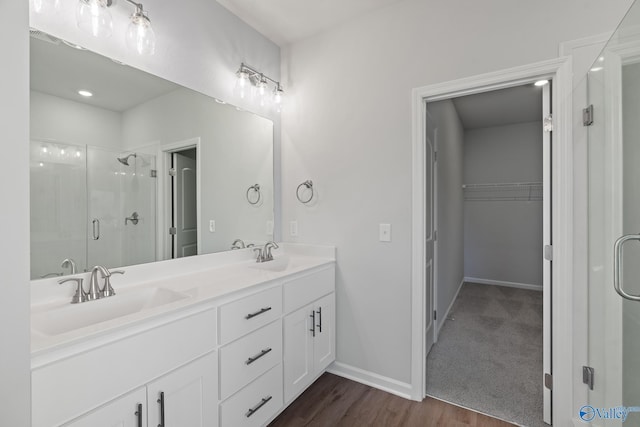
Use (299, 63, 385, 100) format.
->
(147, 352, 217, 427)
(313, 293, 335, 372)
(63, 387, 146, 427)
(283, 303, 315, 403)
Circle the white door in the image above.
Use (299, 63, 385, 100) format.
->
(586, 22, 640, 425)
(313, 293, 335, 372)
(147, 352, 217, 427)
(172, 152, 197, 258)
(283, 303, 315, 403)
(424, 109, 436, 369)
(541, 81, 552, 425)
(64, 387, 146, 427)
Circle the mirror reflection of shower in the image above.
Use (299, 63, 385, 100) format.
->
(117, 153, 137, 166)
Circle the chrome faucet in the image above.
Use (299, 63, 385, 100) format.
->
(88, 266, 111, 301)
(59, 277, 87, 304)
(61, 258, 77, 275)
(231, 239, 246, 249)
(254, 241, 279, 263)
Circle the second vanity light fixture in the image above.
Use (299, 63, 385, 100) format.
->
(76, 0, 156, 55)
(235, 63, 285, 110)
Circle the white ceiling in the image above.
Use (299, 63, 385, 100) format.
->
(216, 0, 406, 46)
(451, 84, 543, 130)
(30, 32, 178, 113)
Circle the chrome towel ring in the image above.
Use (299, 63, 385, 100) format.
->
(296, 180, 314, 204)
(246, 184, 261, 205)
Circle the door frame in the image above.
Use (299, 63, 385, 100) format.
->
(410, 57, 573, 426)
(157, 137, 202, 260)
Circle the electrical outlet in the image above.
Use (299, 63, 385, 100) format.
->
(209, 220, 215, 232)
(379, 223, 391, 242)
(290, 220, 298, 237)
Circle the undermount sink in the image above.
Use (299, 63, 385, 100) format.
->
(32, 287, 190, 337)
(248, 256, 301, 272)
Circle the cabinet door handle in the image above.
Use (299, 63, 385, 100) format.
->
(245, 395, 272, 418)
(245, 307, 272, 320)
(246, 347, 272, 365)
(316, 306, 322, 333)
(310, 310, 316, 337)
(135, 403, 143, 427)
(157, 391, 165, 427)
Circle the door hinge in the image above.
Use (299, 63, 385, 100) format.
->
(434, 311, 437, 320)
(434, 151, 438, 162)
(169, 227, 177, 235)
(544, 245, 553, 261)
(543, 115, 554, 132)
(434, 230, 437, 241)
(583, 105, 594, 126)
(169, 168, 176, 177)
(545, 373, 553, 390)
(150, 169, 157, 178)
(583, 366, 595, 390)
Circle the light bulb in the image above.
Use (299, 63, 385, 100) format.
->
(273, 86, 284, 105)
(256, 77, 269, 107)
(235, 70, 250, 99)
(77, 0, 113, 38)
(32, 0, 61, 14)
(126, 6, 156, 55)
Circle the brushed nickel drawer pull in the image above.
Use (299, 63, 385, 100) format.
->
(246, 395, 272, 418)
(245, 347, 272, 365)
(245, 307, 272, 320)
(135, 403, 143, 427)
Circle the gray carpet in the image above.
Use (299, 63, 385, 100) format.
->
(426, 282, 545, 427)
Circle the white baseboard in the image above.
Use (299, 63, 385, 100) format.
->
(464, 277, 543, 292)
(437, 278, 464, 336)
(327, 361, 413, 400)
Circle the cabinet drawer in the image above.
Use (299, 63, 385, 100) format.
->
(220, 320, 282, 400)
(219, 286, 282, 344)
(220, 364, 283, 427)
(283, 266, 335, 313)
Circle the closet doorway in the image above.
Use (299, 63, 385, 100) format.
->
(424, 82, 552, 427)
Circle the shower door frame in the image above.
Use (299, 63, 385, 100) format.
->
(410, 57, 572, 426)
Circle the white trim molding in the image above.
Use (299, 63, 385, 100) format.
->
(463, 277, 543, 292)
(411, 57, 574, 427)
(328, 362, 413, 400)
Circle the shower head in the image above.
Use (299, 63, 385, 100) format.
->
(117, 153, 136, 166)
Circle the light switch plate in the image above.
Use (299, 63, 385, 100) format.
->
(290, 220, 298, 237)
(379, 223, 391, 242)
(209, 220, 215, 232)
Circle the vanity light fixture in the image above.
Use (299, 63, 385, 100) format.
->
(235, 63, 285, 110)
(31, 0, 61, 14)
(75, 0, 156, 55)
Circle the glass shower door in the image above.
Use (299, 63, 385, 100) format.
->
(587, 3, 640, 424)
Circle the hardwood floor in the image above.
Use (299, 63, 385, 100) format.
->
(269, 373, 517, 427)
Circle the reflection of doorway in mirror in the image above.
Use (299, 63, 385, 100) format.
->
(171, 148, 198, 259)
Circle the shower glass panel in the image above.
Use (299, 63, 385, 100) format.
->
(587, 0, 640, 422)
(86, 147, 156, 270)
(30, 141, 87, 278)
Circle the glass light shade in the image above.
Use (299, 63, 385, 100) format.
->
(273, 87, 284, 105)
(77, 0, 113, 38)
(32, 0, 61, 14)
(126, 13, 156, 55)
(235, 71, 250, 99)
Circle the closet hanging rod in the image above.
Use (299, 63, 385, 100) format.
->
(462, 182, 542, 189)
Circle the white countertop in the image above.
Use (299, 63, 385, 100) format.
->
(30, 243, 335, 366)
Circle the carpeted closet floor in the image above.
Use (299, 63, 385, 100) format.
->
(426, 282, 545, 427)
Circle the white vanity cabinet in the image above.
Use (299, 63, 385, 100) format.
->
(65, 352, 217, 427)
(282, 266, 336, 404)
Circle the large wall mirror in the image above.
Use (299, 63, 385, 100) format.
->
(30, 30, 274, 280)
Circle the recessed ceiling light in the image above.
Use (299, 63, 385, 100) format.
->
(78, 90, 93, 97)
(599, 56, 605, 62)
(534, 80, 549, 87)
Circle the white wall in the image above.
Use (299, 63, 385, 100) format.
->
(427, 100, 464, 330)
(280, 0, 633, 389)
(30, 91, 122, 148)
(464, 122, 543, 288)
(0, 0, 31, 425)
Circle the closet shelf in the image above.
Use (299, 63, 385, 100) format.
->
(462, 182, 543, 201)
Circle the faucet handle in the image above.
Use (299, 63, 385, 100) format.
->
(253, 247, 263, 263)
(101, 270, 123, 298)
(59, 278, 87, 304)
